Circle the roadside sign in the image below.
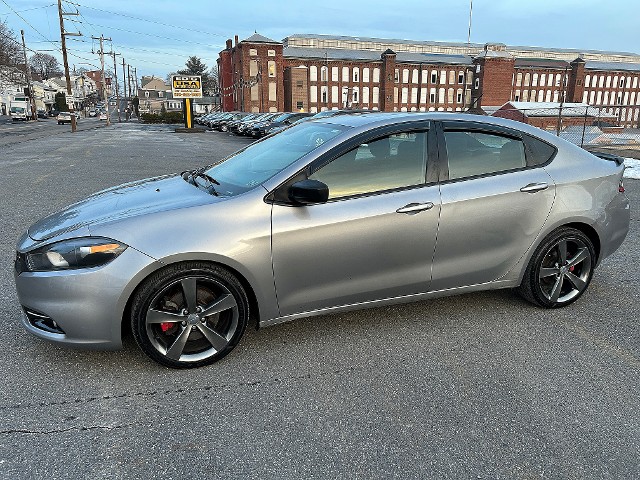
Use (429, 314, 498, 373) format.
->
(171, 75, 203, 99)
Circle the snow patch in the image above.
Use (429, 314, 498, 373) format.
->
(624, 158, 640, 179)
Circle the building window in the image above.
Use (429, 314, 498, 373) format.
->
(458, 71, 464, 84)
(394, 69, 399, 83)
(440, 71, 447, 85)
(447, 88, 454, 103)
(372, 68, 380, 83)
(514, 90, 520, 102)
(268, 82, 276, 101)
(362, 86, 370, 104)
(321, 86, 328, 103)
(372, 86, 379, 104)
(268, 61, 276, 77)
(402, 69, 409, 83)
(310, 66, 317, 82)
(249, 49, 257, 56)
(401, 87, 408, 103)
(619, 77, 625, 88)
(456, 89, 463, 103)
(524, 73, 530, 86)
(352, 87, 359, 103)
(321, 66, 328, 82)
(429, 88, 436, 102)
(412, 69, 418, 84)
(449, 70, 455, 85)
(411, 88, 417, 103)
(310, 86, 318, 103)
(158, 91, 163, 97)
(438, 87, 445, 103)
(431, 71, 438, 84)
(331, 85, 338, 103)
(267, 50, 276, 57)
(474, 78, 479, 90)
(250, 60, 258, 76)
(144, 91, 149, 98)
(362, 68, 370, 83)
(332, 67, 338, 82)
(353, 67, 359, 82)
(296, 80, 304, 87)
(532, 73, 538, 87)
(296, 101, 304, 110)
(539, 74, 546, 87)
(342, 67, 349, 82)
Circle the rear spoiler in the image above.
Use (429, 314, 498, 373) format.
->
(590, 151, 625, 166)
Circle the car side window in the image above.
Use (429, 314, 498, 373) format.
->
(309, 131, 427, 199)
(444, 131, 526, 180)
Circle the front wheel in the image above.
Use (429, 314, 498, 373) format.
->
(518, 227, 596, 308)
(131, 262, 249, 368)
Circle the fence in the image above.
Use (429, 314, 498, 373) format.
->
(488, 104, 640, 155)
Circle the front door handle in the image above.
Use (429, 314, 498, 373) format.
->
(520, 182, 549, 193)
(396, 202, 434, 214)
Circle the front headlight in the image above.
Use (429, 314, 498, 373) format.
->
(18, 237, 127, 273)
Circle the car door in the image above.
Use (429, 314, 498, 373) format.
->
(430, 121, 557, 291)
(270, 127, 441, 317)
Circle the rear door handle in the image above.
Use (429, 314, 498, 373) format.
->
(520, 182, 549, 193)
(396, 202, 434, 214)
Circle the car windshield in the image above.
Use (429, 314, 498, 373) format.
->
(203, 122, 347, 196)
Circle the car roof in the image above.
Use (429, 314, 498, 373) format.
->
(315, 112, 566, 144)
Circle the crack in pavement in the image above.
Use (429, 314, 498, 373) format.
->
(0, 366, 356, 412)
(0, 422, 138, 436)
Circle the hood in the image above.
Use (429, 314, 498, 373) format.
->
(28, 174, 219, 242)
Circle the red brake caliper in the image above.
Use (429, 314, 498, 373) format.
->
(160, 322, 173, 332)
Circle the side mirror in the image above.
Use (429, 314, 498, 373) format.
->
(288, 179, 329, 205)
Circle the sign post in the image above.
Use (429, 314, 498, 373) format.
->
(171, 75, 203, 130)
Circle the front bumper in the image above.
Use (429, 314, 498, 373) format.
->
(14, 246, 160, 350)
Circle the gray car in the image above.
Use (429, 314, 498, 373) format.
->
(14, 113, 630, 368)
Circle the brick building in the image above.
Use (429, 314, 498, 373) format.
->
(217, 33, 640, 127)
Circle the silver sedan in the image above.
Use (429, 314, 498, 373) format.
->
(14, 113, 630, 368)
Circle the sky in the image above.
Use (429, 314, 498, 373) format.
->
(1, 0, 638, 80)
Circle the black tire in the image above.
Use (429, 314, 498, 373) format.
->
(131, 262, 248, 368)
(517, 227, 596, 308)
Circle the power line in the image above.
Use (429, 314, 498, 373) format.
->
(0, 3, 56, 16)
(62, 0, 226, 38)
(0, 0, 63, 54)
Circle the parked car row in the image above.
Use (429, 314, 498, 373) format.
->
(196, 111, 307, 138)
(195, 110, 375, 138)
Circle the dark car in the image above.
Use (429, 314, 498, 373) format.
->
(250, 112, 311, 138)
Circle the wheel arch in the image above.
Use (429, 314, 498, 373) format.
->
(120, 258, 262, 341)
(563, 222, 601, 264)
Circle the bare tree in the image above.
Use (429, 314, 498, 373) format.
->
(29, 52, 62, 80)
(0, 22, 20, 66)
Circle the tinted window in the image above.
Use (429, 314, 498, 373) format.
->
(205, 123, 346, 196)
(310, 131, 427, 199)
(445, 131, 526, 180)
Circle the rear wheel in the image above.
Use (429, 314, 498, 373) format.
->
(518, 227, 595, 308)
(131, 262, 248, 368)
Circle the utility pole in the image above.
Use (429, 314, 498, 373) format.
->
(133, 67, 138, 97)
(57, 0, 82, 132)
(127, 64, 132, 103)
(112, 51, 121, 122)
(20, 30, 37, 120)
(93, 34, 112, 126)
(122, 57, 129, 121)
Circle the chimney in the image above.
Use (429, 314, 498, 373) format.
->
(226, 39, 232, 49)
(234, 35, 239, 46)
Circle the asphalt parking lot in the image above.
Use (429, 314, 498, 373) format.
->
(0, 122, 638, 479)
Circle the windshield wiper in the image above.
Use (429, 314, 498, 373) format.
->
(181, 169, 220, 196)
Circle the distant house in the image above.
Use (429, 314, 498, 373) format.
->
(139, 77, 171, 114)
